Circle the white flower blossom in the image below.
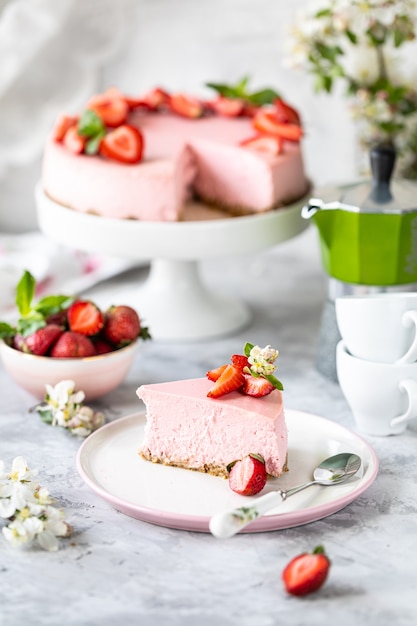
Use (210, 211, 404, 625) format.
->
(0, 457, 73, 551)
(286, 0, 417, 176)
(36, 379, 105, 437)
(247, 345, 279, 376)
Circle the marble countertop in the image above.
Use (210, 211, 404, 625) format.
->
(1, 227, 416, 626)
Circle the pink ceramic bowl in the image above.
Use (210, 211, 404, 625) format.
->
(0, 339, 138, 401)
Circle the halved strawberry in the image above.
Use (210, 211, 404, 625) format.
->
(142, 87, 170, 110)
(99, 125, 144, 164)
(63, 126, 87, 154)
(228, 454, 267, 496)
(240, 134, 283, 156)
(52, 114, 79, 142)
(210, 97, 244, 117)
(87, 93, 129, 127)
(282, 546, 330, 596)
(230, 354, 250, 371)
(242, 374, 274, 397)
(273, 98, 301, 125)
(206, 364, 228, 382)
(67, 300, 104, 336)
(169, 93, 203, 118)
(207, 364, 244, 398)
(252, 110, 303, 142)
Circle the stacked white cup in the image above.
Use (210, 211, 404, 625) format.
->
(335, 293, 417, 436)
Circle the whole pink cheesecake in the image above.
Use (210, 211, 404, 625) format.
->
(137, 377, 287, 478)
(42, 85, 309, 221)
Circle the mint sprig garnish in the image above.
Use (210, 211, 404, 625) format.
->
(78, 110, 106, 155)
(0, 270, 73, 340)
(206, 76, 280, 106)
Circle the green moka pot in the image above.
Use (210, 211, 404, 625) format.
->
(302, 146, 417, 286)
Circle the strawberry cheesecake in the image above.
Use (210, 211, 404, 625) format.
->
(137, 343, 288, 478)
(42, 79, 309, 221)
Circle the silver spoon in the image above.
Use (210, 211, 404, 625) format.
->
(209, 452, 362, 539)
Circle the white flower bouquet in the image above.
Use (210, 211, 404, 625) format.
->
(287, 0, 417, 177)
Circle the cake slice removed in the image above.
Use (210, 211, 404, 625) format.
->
(137, 377, 287, 478)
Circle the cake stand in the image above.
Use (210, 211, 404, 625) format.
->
(35, 183, 309, 340)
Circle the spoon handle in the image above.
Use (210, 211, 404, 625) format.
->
(209, 481, 315, 539)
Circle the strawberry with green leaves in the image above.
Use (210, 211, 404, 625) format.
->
(282, 546, 331, 596)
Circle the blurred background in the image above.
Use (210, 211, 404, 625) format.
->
(0, 0, 361, 233)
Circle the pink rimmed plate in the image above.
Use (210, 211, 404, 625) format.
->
(76, 409, 378, 533)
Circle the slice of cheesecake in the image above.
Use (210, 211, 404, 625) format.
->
(137, 377, 287, 478)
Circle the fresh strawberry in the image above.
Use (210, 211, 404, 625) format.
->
(228, 453, 267, 496)
(93, 338, 114, 354)
(46, 308, 70, 327)
(142, 87, 170, 110)
(63, 126, 87, 154)
(282, 546, 330, 596)
(230, 354, 250, 371)
(99, 125, 144, 164)
(52, 114, 79, 142)
(210, 97, 244, 117)
(103, 305, 142, 347)
(50, 331, 96, 358)
(169, 93, 203, 118)
(240, 134, 283, 156)
(86, 93, 129, 127)
(206, 364, 228, 382)
(67, 300, 104, 336)
(242, 374, 275, 397)
(273, 98, 301, 125)
(207, 364, 244, 398)
(20, 324, 64, 356)
(242, 103, 260, 118)
(252, 110, 303, 142)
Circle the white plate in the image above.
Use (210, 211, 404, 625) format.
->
(77, 410, 378, 533)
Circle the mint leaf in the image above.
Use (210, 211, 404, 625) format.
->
(205, 82, 239, 99)
(78, 110, 106, 139)
(85, 132, 105, 155)
(206, 77, 280, 105)
(16, 270, 35, 317)
(244, 342, 254, 357)
(0, 321, 16, 339)
(248, 88, 280, 105)
(17, 316, 46, 337)
(264, 374, 284, 391)
(34, 295, 73, 317)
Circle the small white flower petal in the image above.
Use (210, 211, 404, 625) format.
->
(37, 529, 59, 552)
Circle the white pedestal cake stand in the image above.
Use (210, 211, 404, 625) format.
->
(35, 183, 309, 340)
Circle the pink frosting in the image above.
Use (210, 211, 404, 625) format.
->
(137, 377, 287, 477)
(42, 111, 309, 220)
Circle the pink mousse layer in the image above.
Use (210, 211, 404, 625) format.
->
(42, 112, 309, 220)
(137, 377, 287, 477)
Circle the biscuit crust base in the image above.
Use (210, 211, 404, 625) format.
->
(139, 449, 288, 479)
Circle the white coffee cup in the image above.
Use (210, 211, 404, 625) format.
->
(335, 293, 417, 364)
(336, 340, 417, 436)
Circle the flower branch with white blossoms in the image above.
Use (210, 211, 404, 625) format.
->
(34, 379, 104, 437)
(0, 456, 72, 551)
(286, 0, 417, 177)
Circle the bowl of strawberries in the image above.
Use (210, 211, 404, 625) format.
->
(0, 271, 151, 400)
